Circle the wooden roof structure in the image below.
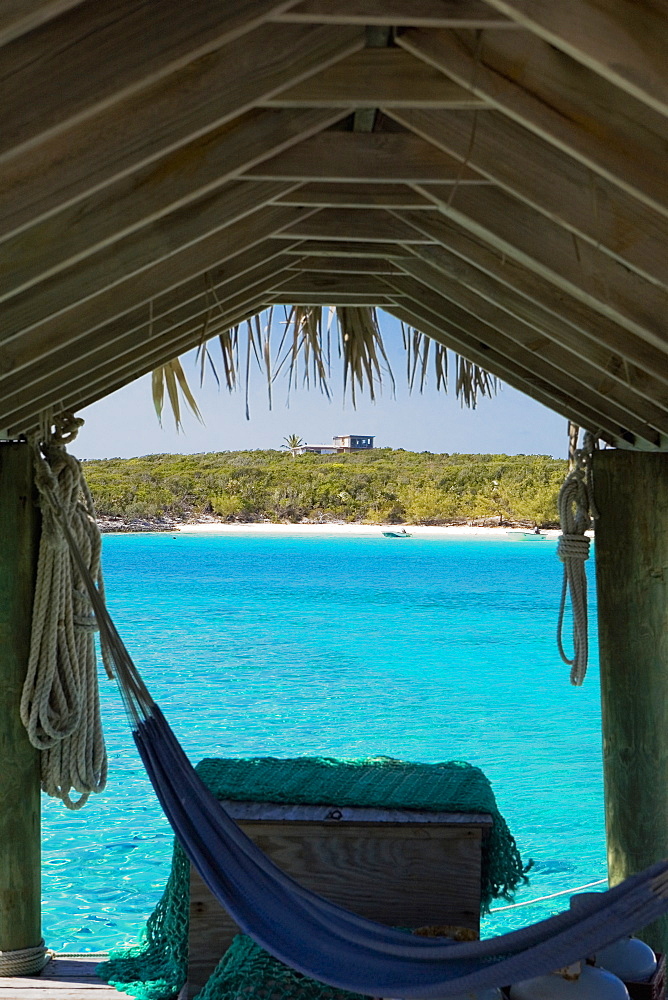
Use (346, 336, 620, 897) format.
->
(1, 1, 667, 449)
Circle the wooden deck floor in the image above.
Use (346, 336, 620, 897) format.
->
(0, 955, 136, 998)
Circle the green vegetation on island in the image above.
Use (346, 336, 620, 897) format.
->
(82, 449, 567, 527)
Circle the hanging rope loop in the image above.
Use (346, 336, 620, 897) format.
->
(22, 412, 111, 810)
(556, 430, 598, 686)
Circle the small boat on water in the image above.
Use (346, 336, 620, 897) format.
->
(382, 530, 412, 538)
(506, 529, 547, 540)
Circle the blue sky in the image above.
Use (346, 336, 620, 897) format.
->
(76, 312, 568, 459)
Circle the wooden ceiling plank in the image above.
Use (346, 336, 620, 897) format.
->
(0, 181, 302, 347)
(394, 257, 668, 435)
(276, 208, 442, 242)
(261, 48, 490, 108)
(280, 241, 416, 257)
(0, 22, 364, 242)
(389, 108, 668, 290)
(0, 109, 348, 303)
(271, 294, 394, 305)
(272, 1, 517, 28)
(385, 297, 650, 448)
(397, 28, 668, 217)
(0, 2, 85, 48)
(268, 273, 388, 295)
(481, 0, 668, 119)
(243, 131, 486, 183)
(403, 229, 668, 394)
(287, 256, 401, 273)
(0, 0, 304, 162)
(393, 190, 668, 350)
(0, 205, 313, 379)
(271, 183, 439, 209)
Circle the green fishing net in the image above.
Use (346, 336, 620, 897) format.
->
(98, 755, 527, 999)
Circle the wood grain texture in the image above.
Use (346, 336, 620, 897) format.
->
(272, 0, 516, 28)
(0, 443, 41, 951)
(276, 208, 438, 242)
(593, 451, 668, 950)
(0, 954, 135, 997)
(273, 182, 438, 208)
(189, 817, 484, 993)
(0, 1, 84, 48)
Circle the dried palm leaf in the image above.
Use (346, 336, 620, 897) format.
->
(152, 358, 203, 429)
(338, 306, 394, 406)
(455, 356, 498, 408)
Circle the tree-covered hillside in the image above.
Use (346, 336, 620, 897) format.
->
(82, 449, 567, 526)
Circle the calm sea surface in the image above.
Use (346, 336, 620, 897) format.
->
(41, 532, 605, 952)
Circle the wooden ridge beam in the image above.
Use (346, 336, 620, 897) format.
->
(243, 131, 486, 184)
(0, 0, 304, 162)
(0, 109, 347, 303)
(397, 28, 668, 216)
(384, 291, 651, 448)
(392, 212, 668, 381)
(389, 108, 668, 289)
(0, 1, 84, 48)
(0, 22, 364, 242)
(399, 249, 668, 418)
(393, 189, 668, 349)
(0, 205, 314, 380)
(275, 208, 437, 243)
(262, 48, 489, 108)
(272, 0, 517, 28)
(393, 257, 668, 438)
(271, 183, 439, 209)
(481, 0, 668, 119)
(280, 241, 416, 258)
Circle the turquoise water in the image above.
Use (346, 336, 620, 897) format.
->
(41, 533, 606, 952)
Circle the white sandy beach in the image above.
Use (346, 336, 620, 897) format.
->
(175, 521, 563, 539)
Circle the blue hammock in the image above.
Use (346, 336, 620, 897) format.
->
(62, 512, 668, 998)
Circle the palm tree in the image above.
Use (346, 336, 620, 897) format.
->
(282, 434, 303, 457)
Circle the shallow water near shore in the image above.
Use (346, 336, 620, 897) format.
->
(41, 532, 605, 952)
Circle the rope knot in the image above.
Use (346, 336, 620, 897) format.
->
(557, 534, 590, 563)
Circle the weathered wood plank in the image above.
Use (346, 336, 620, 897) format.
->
(482, 0, 668, 118)
(189, 821, 484, 993)
(272, 182, 438, 208)
(0, 1, 84, 48)
(0, 444, 41, 952)
(397, 187, 668, 347)
(262, 48, 489, 107)
(222, 801, 493, 823)
(269, 273, 390, 295)
(0, 109, 346, 303)
(276, 208, 440, 242)
(0, 0, 302, 161)
(244, 130, 485, 183)
(271, 293, 395, 305)
(288, 256, 402, 273)
(272, 0, 516, 28)
(389, 108, 668, 289)
(594, 451, 668, 951)
(279, 240, 417, 257)
(397, 28, 668, 216)
(0, 23, 364, 241)
(0, 955, 134, 997)
(389, 263, 668, 441)
(395, 214, 668, 389)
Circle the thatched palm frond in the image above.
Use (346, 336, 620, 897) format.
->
(153, 305, 498, 428)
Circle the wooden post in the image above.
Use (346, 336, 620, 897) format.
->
(0, 441, 41, 954)
(593, 450, 668, 952)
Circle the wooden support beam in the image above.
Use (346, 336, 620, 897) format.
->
(272, 0, 517, 28)
(0, 22, 364, 241)
(0, 442, 41, 954)
(0, 205, 312, 387)
(0, 1, 84, 47)
(276, 208, 440, 242)
(395, 188, 668, 348)
(272, 183, 438, 209)
(389, 108, 668, 289)
(262, 48, 489, 108)
(0, 109, 346, 303)
(393, 213, 668, 390)
(397, 28, 668, 216)
(269, 273, 389, 296)
(0, 0, 302, 161)
(482, 0, 668, 119)
(383, 273, 662, 447)
(244, 131, 485, 183)
(271, 293, 394, 305)
(280, 240, 415, 258)
(287, 256, 401, 273)
(403, 244, 668, 418)
(593, 450, 668, 951)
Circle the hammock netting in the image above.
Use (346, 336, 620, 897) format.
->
(98, 754, 527, 999)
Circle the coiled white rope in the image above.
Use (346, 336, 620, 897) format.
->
(0, 939, 50, 975)
(556, 432, 598, 686)
(21, 415, 112, 809)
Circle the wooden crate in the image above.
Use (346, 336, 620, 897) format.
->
(188, 801, 492, 996)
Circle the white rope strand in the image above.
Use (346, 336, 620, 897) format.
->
(0, 940, 50, 975)
(21, 415, 111, 809)
(556, 432, 598, 686)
